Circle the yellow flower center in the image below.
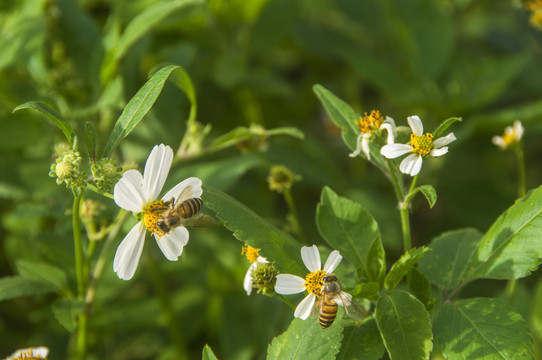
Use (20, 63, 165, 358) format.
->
(304, 270, 325, 297)
(143, 200, 168, 238)
(242, 245, 260, 263)
(355, 110, 383, 134)
(410, 133, 434, 156)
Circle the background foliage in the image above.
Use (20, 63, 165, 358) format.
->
(2, 0, 542, 359)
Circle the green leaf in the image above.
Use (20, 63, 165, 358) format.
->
(316, 187, 385, 282)
(413, 185, 437, 208)
(209, 125, 304, 153)
(350, 282, 380, 302)
(13, 101, 76, 145)
(202, 344, 219, 360)
(0, 276, 57, 301)
(408, 267, 433, 310)
(384, 247, 431, 291)
(313, 84, 358, 151)
(16, 259, 68, 291)
(433, 117, 462, 138)
(157, 63, 198, 124)
(418, 228, 481, 290)
(469, 185, 542, 280)
(434, 298, 533, 360)
(203, 186, 304, 275)
(102, 64, 181, 157)
(85, 122, 96, 163)
(100, 0, 203, 83)
(337, 319, 385, 360)
(375, 290, 433, 360)
(267, 314, 343, 360)
(52, 298, 85, 332)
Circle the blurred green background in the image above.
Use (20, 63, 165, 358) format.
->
(2, 0, 542, 358)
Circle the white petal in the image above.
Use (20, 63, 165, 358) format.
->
(323, 250, 343, 273)
(380, 144, 413, 159)
(113, 169, 146, 212)
(381, 122, 396, 145)
(348, 133, 364, 158)
(6, 347, 50, 360)
(114, 222, 146, 280)
(156, 226, 189, 260)
(430, 147, 449, 157)
(399, 154, 423, 176)
(294, 293, 316, 320)
(162, 177, 203, 203)
(514, 120, 524, 140)
(275, 274, 306, 294)
(244, 262, 257, 295)
(408, 115, 423, 136)
(433, 133, 456, 148)
(301, 245, 321, 272)
(257, 256, 269, 264)
(142, 144, 173, 202)
(361, 134, 371, 159)
(492, 136, 506, 149)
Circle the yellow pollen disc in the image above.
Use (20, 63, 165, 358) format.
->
(242, 245, 260, 263)
(304, 270, 325, 296)
(355, 110, 383, 134)
(143, 200, 168, 238)
(410, 133, 434, 156)
(501, 130, 519, 147)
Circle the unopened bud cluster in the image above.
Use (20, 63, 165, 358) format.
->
(267, 165, 301, 193)
(49, 149, 86, 195)
(92, 158, 122, 191)
(251, 262, 277, 295)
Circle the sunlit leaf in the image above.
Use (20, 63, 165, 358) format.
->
(13, 101, 76, 145)
(202, 344, 219, 360)
(435, 298, 533, 360)
(415, 185, 437, 208)
(384, 247, 431, 291)
(316, 187, 385, 282)
(203, 186, 304, 275)
(267, 314, 343, 360)
(375, 290, 433, 360)
(433, 117, 462, 138)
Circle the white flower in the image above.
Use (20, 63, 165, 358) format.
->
(380, 115, 456, 176)
(349, 110, 397, 159)
(492, 120, 524, 150)
(274, 245, 344, 320)
(5, 346, 49, 360)
(244, 256, 269, 295)
(113, 144, 202, 280)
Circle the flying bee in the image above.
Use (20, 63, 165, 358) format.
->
(313, 273, 364, 329)
(154, 186, 203, 234)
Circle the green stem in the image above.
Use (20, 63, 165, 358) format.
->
(283, 188, 305, 243)
(73, 194, 87, 360)
(86, 183, 114, 199)
(276, 294, 296, 310)
(146, 251, 189, 360)
(399, 206, 412, 252)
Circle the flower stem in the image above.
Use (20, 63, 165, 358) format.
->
(146, 251, 189, 360)
(73, 194, 87, 360)
(283, 188, 305, 243)
(276, 294, 296, 310)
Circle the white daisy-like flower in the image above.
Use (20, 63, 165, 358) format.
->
(5, 346, 49, 360)
(113, 144, 202, 280)
(380, 115, 456, 176)
(349, 110, 397, 159)
(274, 245, 345, 320)
(242, 245, 273, 295)
(492, 120, 524, 150)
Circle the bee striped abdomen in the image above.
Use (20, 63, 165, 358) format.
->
(178, 198, 203, 218)
(318, 297, 338, 329)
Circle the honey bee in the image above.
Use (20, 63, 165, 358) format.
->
(314, 273, 364, 329)
(155, 186, 203, 234)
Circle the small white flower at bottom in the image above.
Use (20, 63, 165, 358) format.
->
(380, 115, 456, 176)
(274, 245, 347, 320)
(112, 144, 202, 280)
(5, 346, 49, 360)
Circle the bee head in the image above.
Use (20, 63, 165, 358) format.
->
(323, 273, 338, 283)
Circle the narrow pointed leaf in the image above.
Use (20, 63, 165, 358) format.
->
(433, 117, 462, 138)
(13, 101, 75, 145)
(384, 247, 431, 291)
(203, 186, 304, 275)
(202, 344, 219, 360)
(16, 260, 68, 291)
(375, 290, 433, 360)
(317, 187, 385, 282)
(418, 228, 481, 290)
(267, 314, 343, 360)
(416, 185, 437, 208)
(102, 64, 180, 157)
(435, 298, 533, 360)
(85, 122, 96, 163)
(0, 276, 57, 301)
(469, 185, 542, 280)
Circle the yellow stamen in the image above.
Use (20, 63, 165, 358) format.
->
(355, 110, 383, 134)
(242, 245, 260, 263)
(410, 133, 434, 157)
(143, 200, 168, 238)
(304, 270, 325, 297)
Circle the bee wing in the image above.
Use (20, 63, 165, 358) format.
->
(181, 213, 220, 227)
(336, 292, 365, 323)
(310, 296, 324, 319)
(175, 186, 194, 205)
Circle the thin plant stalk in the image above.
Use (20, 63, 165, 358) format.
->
(73, 194, 87, 360)
(283, 188, 305, 243)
